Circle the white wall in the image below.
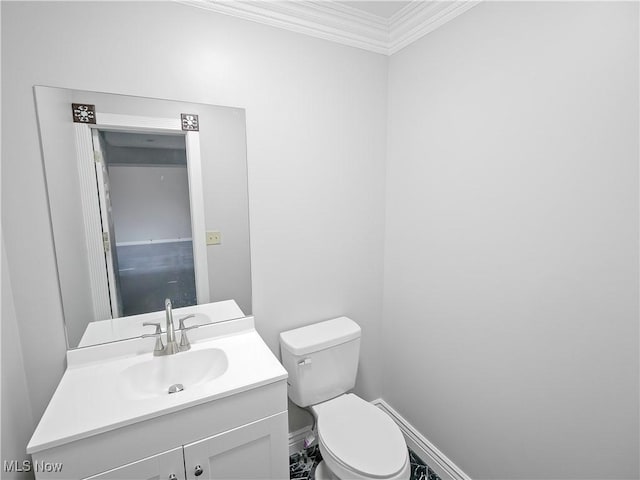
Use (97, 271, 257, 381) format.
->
(383, 2, 639, 479)
(1, 0, 387, 453)
(109, 165, 192, 243)
(1, 240, 35, 480)
(31, 86, 93, 352)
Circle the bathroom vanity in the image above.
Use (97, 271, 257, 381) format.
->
(26, 311, 289, 479)
(28, 87, 280, 479)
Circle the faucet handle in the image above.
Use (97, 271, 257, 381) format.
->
(178, 314, 197, 330)
(142, 322, 162, 335)
(178, 315, 198, 352)
(142, 322, 165, 355)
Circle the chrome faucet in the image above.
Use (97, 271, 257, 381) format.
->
(163, 298, 180, 355)
(143, 299, 198, 356)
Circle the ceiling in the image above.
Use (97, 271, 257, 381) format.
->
(101, 131, 186, 150)
(100, 131, 188, 166)
(180, 0, 479, 55)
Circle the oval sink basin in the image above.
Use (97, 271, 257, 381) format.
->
(118, 348, 228, 400)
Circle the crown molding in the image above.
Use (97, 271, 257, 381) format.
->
(389, 1, 479, 54)
(179, 0, 390, 54)
(178, 0, 479, 56)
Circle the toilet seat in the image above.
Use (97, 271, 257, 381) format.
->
(313, 394, 409, 479)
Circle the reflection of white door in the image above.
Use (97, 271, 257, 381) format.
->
(73, 113, 210, 321)
(91, 129, 122, 318)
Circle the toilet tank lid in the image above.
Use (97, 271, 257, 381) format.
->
(280, 317, 361, 356)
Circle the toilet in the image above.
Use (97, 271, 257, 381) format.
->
(280, 317, 410, 480)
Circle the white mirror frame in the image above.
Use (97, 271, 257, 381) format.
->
(73, 113, 210, 320)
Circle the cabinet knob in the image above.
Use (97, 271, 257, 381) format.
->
(194, 465, 203, 477)
(168, 475, 177, 480)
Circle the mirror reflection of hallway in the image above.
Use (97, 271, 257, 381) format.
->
(95, 130, 197, 316)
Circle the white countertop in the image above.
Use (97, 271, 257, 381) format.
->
(27, 316, 287, 454)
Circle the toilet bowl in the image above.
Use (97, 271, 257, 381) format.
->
(311, 394, 410, 480)
(279, 317, 410, 480)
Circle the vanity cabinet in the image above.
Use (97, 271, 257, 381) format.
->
(82, 412, 288, 480)
(31, 380, 289, 480)
(183, 412, 288, 480)
(83, 447, 186, 480)
(27, 318, 289, 480)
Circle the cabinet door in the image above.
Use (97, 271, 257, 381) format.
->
(183, 412, 288, 480)
(82, 446, 185, 480)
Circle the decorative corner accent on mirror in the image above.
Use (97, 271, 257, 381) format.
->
(181, 113, 199, 131)
(71, 103, 96, 124)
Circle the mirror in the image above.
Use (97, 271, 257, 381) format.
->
(34, 86, 252, 349)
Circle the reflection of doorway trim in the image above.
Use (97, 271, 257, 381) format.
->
(74, 123, 111, 321)
(73, 113, 210, 320)
(91, 128, 122, 318)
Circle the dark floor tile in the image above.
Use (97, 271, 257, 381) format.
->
(289, 445, 441, 480)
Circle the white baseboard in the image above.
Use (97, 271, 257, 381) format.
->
(287, 398, 471, 480)
(372, 399, 471, 480)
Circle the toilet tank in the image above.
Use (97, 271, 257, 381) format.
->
(279, 317, 361, 407)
